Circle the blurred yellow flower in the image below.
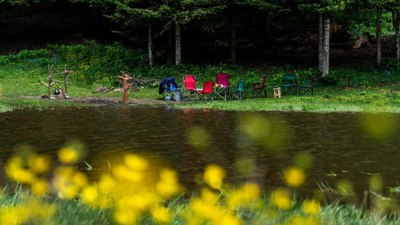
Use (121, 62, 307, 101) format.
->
(114, 209, 136, 225)
(218, 214, 242, 225)
(0, 206, 30, 225)
(187, 126, 210, 149)
(271, 188, 292, 210)
(72, 171, 88, 187)
(369, 175, 383, 192)
(190, 198, 219, 221)
(156, 169, 182, 198)
(118, 192, 156, 212)
(98, 174, 116, 193)
(124, 154, 148, 171)
(284, 167, 305, 187)
(28, 154, 51, 174)
(26, 200, 57, 224)
(81, 186, 99, 206)
(227, 183, 260, 209)
(31, 179, 49, 196)
(286, 215, 320, 225)
(58, 147, 79, 164)
(5, 156, 37, 184)
(203, 164, 226, 189)
(53, 166, 87, 199)
(302, 199, 321, 215)
(361, 113, 396, 140)
(112, 164, 144, 183)
(7, 167, 36, 184)
(151, 206, 172, 224)
(201, 188, 219, 205)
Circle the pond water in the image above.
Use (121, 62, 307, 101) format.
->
(1, 106, 400, 197)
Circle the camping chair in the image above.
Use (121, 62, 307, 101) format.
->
(197, 80, 214, 100)
(230, 79, 245, 100)
(215, 73, 230, 100)
(182, 75, 199, 100)
(281, 74, 299, 96)
(158, 77, 179, 100)
(252, 76, 267, 97)
(298, 77, 314, 96)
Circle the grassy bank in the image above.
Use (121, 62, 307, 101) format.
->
(176, 85, 400, 113)
(1, 41, 400, 113)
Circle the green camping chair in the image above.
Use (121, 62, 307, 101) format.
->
(281, 74, 299, 96)
(230, 79, 245, 100)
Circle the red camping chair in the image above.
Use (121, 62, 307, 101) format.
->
(198, 80, 214, 100)
(215, 73, 230, 100)
(182, 75, 199, 100)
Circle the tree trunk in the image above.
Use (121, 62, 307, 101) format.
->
(318, 14, 323, 73)
(148, 24, 154, 67)
(322, 16, 330, 78)
(230, 12, 237, 64)
(395, 11, 400, 64)
(175, 22, 182, 65)
(376, 7, 382, 67)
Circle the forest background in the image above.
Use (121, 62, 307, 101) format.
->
(1, 0, 399, 75)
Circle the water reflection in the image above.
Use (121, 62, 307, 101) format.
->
(0, 107, 400, 198)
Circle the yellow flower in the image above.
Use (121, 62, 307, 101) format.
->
(218, 214, 242, 225)
(114, 209, 136, 225)
(5, 156, 37, 184)
(58, 147, 79, 164)
(156, 169, 182, 198)
(271, 188, 292, 210)
(302, 199, 321, 215)
(52, 166, 86, 199)
(0, 206, 30, 225)
(26, 200, 57, 223)
(7, 167, 36, 184)
(201, 188, 219, 205)
(286, 215, 320, 225)
(124, 154, 148, 171)
(283, 167, 305, 187)
(98, 174, 116, 193)
(190, 198, 220, 221)
(31, 179, 49, 196)
(28, 154, 51, 174)
(227, 183, 260, 209)
(151, 206, 172, 224)
(203, 164, 226, 189)
(112, 164, 144, 183)
(72, 171, 88, 188)
(81, 186, 99, 206)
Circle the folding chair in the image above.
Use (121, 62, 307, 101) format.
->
(252, 76, 267, 97)
(281, 74, 299, 96)
(215, 73, 230, 100)
(182, 75, 199, 100)
(197, 80, 214, 100)
(230, 79, 245, 100)
(298, 78, 314, 96)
